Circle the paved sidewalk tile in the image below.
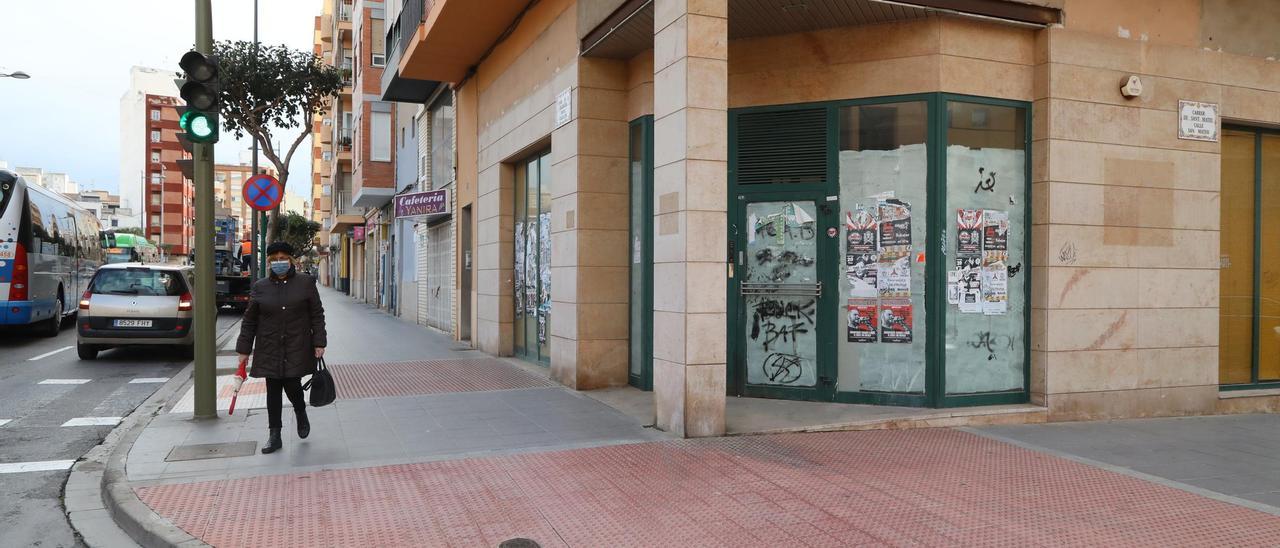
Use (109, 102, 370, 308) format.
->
(136, 428, 1280, 547)
(130, 387, 664, 484)
(980, 414, 1280, 507)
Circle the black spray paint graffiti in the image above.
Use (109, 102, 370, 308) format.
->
(752, 248, 815, 282)
(755, 220, 816, 241)
(762, 353, 803, 384)
(1058, 242, 1078, 265)
(974, 167, 996, 193)
(750, 298, 816, 353)
(967, 331, 1018, 361)
(1007, 262, 1022, 278)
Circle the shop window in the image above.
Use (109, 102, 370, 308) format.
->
(629, 117, 654, 390)
(729, 94, 1030, 408)
(1220, 127, 1280, 387)
(513, 150, 552, 364)
(429, 93, 454, 189)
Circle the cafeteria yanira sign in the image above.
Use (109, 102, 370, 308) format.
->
(395, 189, 449, 219)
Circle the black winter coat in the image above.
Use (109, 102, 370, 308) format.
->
(236, 270, 327, 379)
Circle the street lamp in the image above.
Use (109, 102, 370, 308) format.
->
(0, 71, 30, 79)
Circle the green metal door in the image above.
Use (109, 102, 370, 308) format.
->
(733, 191, 838, 401)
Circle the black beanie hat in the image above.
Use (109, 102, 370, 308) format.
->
(265, 241, 295, 257)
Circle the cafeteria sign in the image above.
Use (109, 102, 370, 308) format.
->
(395, 189, 449, 219)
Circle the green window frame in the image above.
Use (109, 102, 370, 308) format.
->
(629, 116, 654, 390)
(726, 93, 1032, 408)
(1220, 125, 1280, 391)
(513, 150, 552, 365)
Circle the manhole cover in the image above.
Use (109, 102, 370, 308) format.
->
(166, 442, 258, 462)
(498, 539, 540, 548)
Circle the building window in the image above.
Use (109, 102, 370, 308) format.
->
(151, 192, 161, 206)
(151, 172, 163, 185)
(151, 109, 161, 121)
(429, 93, 454, 189)
(513, 150, 552, 364)
(150, 214, 161, 227)
(371, 110, 391, 162)
(150, 130, 161, 143)
(371, 18, 386, 66)
(151, 150, 161, 164)
(1221, 127, 1280, 387)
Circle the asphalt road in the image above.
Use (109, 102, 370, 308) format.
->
(0, 312, 239, 548)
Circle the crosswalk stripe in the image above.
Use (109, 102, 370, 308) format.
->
(61, 417, 122, 427)
(27, 346, 74, 361)
(0, 420, 10, 428)
(38, 379, 91, 385)
(0, 460, 76, 474)
(129, 378, 170, 384)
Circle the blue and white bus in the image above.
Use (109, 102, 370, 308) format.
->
(0, 169, 104, 336)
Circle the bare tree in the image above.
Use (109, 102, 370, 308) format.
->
(213, 40, 342, 240)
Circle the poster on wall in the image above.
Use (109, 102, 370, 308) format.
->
(847, 255, 879, 298)
(847, 299, 878, 343)
(947, 270, 961, 305)
(877, 200, 911, 249)
(981, 264, 1009, 315)
(877, 253, 912, 298)
(880, 299, 913, 343)
(846, 209, 878, 255)
(982, 210, 1008, 251)
(956, 209, 983, 257)
(956, 257, 983, 314)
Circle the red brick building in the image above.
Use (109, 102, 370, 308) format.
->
(143, 95, 194, 255)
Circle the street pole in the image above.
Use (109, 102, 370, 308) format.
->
(192, 0, 217, 420)
(249, 0, 260, 280)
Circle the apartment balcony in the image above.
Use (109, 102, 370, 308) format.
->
(320, 13, 333, 42)
(380, 0, 440, 103)
(400, 0, 528, 83)
(319, 125, 333, 144)
(330, 190, 364, 231)
(337, 2, 353, 39)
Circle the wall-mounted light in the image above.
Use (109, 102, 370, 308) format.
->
(1120, 75, 1143, 98)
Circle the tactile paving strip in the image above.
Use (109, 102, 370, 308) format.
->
(329, 359, 557, 398)
(136, 428, 1280, 547)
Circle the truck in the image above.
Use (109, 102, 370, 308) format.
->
(190, 215, 253, 311)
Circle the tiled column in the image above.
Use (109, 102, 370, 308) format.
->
(652, 0, 728, 438)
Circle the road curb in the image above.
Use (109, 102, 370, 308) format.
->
(67, 318, 241, 548)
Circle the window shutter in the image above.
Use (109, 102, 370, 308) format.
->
(734, 108, 827, 185)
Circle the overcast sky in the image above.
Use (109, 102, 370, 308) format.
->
(0, 0, 320, 198)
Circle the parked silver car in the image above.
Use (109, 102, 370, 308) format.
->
(76, 263, 195, 360)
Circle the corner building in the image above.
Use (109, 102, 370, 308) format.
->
(394, 0, 1280, 436)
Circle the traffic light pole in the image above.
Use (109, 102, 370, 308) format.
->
(192, 0, 217, 420)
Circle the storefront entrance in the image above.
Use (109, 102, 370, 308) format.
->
(728, 94, 1031, 408)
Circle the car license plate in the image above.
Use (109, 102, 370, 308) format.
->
(113, 319, 153, 328)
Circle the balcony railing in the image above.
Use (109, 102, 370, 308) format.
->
(334, 190, 359, 216)
(338, 127, 352, 149)
(338, 2, 352, 22)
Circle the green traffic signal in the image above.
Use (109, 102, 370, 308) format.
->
(180, 110, 217, 143)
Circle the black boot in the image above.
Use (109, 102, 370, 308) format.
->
(261, 428, 282, 454)
(296, 408, 310, 439)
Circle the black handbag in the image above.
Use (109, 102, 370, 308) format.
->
(303, 357, 337, 407)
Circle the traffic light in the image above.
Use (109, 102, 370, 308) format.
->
(176, 50, 220, 144)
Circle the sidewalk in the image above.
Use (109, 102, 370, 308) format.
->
(105, 287, 1280, 547)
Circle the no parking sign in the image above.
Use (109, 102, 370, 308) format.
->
(243, 174, 283, 211)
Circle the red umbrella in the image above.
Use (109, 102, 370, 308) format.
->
(228, 356, 248, 415)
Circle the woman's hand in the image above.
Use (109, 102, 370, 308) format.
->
(237, 353, 249, 365)
(314, 347, 325, 359)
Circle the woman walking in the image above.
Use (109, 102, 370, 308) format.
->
(237, 241, 327, 454)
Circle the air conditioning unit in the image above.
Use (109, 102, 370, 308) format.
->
(372, 54, 386, 66)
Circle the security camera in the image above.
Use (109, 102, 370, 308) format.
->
(1120, 75, 1143, 98)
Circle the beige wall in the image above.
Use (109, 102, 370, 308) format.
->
(1033, 23, 1280, 420)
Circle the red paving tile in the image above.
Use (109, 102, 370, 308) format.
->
(136, 428, 1280, 548)
(327, 359, 556, 399)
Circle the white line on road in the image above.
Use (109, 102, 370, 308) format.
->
(61, 417, 122, 427)
(38, 379, 92, 385)
(0, 460, 76, 474)
(0, 420, 10, 427)
(27, 346, 74, 361)
(128, 378, 170, 384)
